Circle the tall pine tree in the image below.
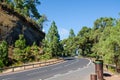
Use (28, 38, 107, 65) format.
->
(61, 29, 76, 56)
(42, 21, 62, 57)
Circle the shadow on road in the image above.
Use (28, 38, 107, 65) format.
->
(62, 57, 76, 61)
(103, 73, 112, 77)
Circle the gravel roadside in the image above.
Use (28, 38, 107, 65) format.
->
(103, 71, 120, 80)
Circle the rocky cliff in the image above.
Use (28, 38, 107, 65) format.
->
(0, 3, 45, 45)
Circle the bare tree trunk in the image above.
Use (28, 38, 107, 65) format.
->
(114, 57, 118, 73)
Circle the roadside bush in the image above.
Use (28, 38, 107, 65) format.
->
(0, 40, 8, 66)
(0, 60, 4, 68)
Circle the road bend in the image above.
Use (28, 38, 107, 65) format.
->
(0, 58, 94, 80)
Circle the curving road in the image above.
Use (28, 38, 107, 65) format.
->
(0, 58, 94, 80)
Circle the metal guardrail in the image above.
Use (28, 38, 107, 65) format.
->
(0, 59, 63, 73)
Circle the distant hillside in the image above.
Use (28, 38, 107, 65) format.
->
(0, 3, 45, 45)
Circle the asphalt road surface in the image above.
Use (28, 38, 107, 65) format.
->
(0, 58, 95, 80)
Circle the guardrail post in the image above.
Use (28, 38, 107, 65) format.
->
(12, 67, 14, 72)
(33, 64, 34, 68)
(49, 61, 50, 65)
(39, 63, 41, 67)
(95, 60, 103, 80)
(54, 60, 56, 64)
(24, 65, 25, 70)
(90, 74, 97, 80)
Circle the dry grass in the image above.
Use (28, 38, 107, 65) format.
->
(0, 9, 18, 27)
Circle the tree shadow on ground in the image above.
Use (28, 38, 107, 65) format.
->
(103, 73, 112, 77)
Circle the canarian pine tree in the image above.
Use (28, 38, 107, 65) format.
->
(42, 21, 62, 58)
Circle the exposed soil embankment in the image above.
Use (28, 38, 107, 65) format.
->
(0, 3, 45, 45)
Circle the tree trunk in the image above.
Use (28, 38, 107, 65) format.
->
(115, 62, 118, 72)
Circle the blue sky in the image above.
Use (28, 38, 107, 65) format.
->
(38, 0, 120, 40)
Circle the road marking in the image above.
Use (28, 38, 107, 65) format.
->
(68, 70, 73, 73)
(87, 59, 92, 67)
(44, 74, 62, 80)
(27, 70, 47, 76)
(39, 61, 66, 70)
(64, 60, 79, 67)
(2, 78, 12, 80)
(45, 62, 93, 80)
(44, 59, 93, 80)
(53, 74, 61, 77)
(51, 66, 62, 70)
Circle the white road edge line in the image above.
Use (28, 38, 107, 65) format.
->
(64, 59, 79, 67)
(27, 70, 47, 76)
(44, 58, 93, 80)
(86, 58, 92, 67)
(2, 78, 12, 80)
(51, 66, 62, 70)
